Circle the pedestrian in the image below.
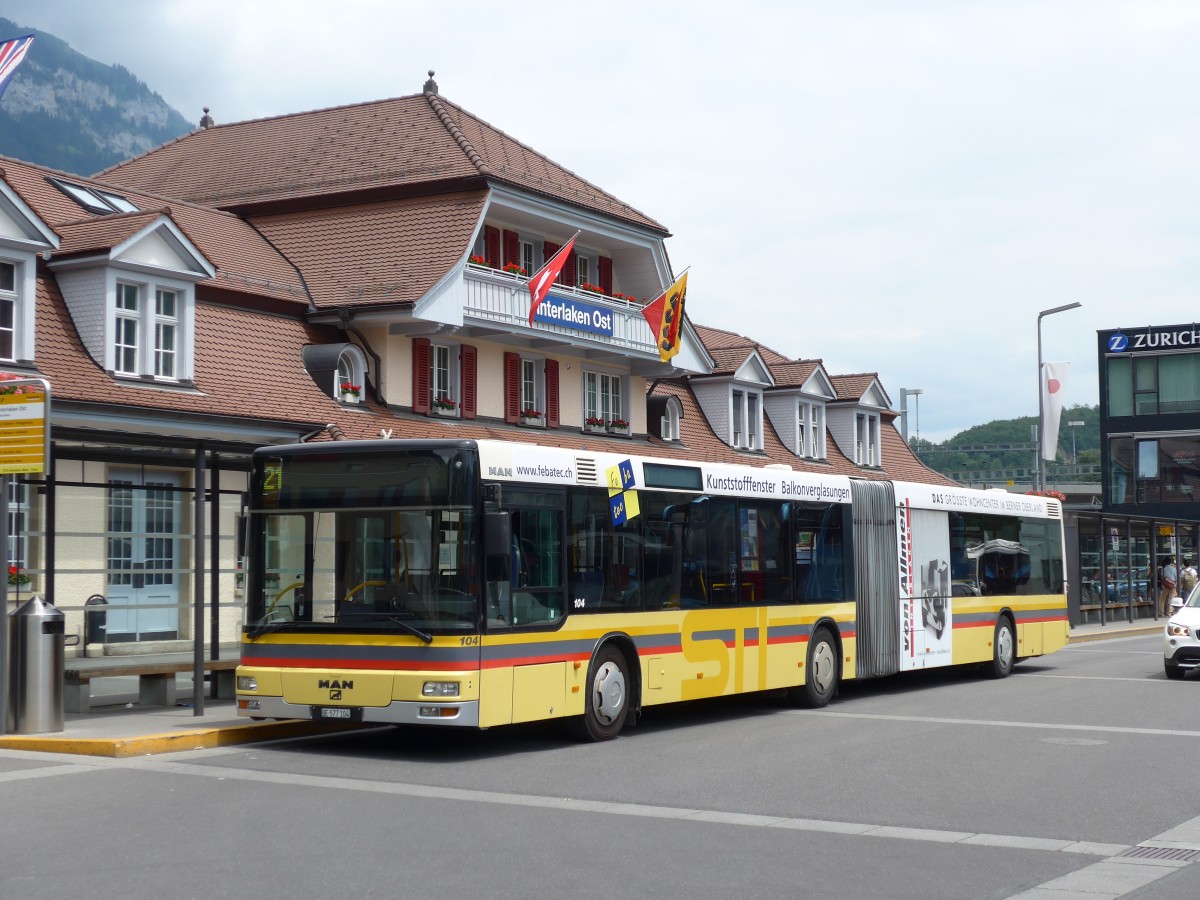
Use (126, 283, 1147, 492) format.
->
(1181, 558, 1198, 598)
(1159, 557, 1179, 615)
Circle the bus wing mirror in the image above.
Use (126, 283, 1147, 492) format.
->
(485, 510, 511, 561)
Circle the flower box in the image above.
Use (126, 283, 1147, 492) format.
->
(607, 418, 630, 434)
(584, 422, 606, 434)
(434, 406, 458, 418)
(521, 416, 545, 428)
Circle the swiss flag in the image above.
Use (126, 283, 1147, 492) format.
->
(527, 235, 578, 326)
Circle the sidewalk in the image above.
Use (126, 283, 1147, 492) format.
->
(0, 619, 1165, 757)
(0, 681, 362, 757)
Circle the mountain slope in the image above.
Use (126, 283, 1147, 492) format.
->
(0, 18, 192, 176)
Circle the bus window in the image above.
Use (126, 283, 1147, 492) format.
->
(568, 490, 643, 612)
(793, 503, 846, 602)
(509, 506, 564, 626)
(738, 501, 790, 604)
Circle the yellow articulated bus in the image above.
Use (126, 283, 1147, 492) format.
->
(236, 438, 1068, 741)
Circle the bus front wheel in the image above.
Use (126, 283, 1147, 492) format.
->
(567, 644, 630, 742)
(988, 617, 1016, 679)
(789, 626, 838, 708)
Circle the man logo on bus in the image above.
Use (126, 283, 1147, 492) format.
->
(318, 679, 353, 690)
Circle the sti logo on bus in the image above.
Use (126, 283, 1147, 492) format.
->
(1107, 332, 1128, 352)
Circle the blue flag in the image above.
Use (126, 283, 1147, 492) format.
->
(0, 34, 34, 101)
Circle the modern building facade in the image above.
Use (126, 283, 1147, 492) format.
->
(1067, 323, 1200, 625)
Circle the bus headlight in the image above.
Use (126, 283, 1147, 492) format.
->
(422, 681, 460, 697)
(237, 676, 258, 691)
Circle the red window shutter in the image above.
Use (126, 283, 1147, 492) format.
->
(545, 359, 560, 428)
(543, 241, 559, 277)
(598, 256, 612, 296)
(485, 225, 500, 268)
(561, 251, 576, 287)
(503, 230, 519, 269)
(461, 345, 477, 419)
(504, 352, 520, 424)
(412, 337, 430, 414)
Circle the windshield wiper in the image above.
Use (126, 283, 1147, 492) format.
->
(370, 613, 433, 644)
(247, 621, 293, 640)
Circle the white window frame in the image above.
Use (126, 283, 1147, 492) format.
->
(520, 239, 537, 277)
(109, 274, 194, 382)
(0, 260, 16, 362)
(583, 370, 624, 425)
(575, 247, 599, 290)
(661, 397, 681, 441)
(856, 411, 881, 467)
(430, 342, 462, 408)
(521, 357, 544, 417)
(731, 387, 763, 451)
(798, 400, 826, 459)
(336, 346, 368, 403)
(154, 288, 178, 378)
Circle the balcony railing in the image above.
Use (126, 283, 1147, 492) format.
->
(463, 264, 658, 355)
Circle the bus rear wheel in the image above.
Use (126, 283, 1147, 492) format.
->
(988, 617, 1016, 679)
(567, 644, 630, 742)
(789, 626, 838, 708)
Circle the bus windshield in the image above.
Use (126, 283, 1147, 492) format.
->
(245, 445, 480, 636)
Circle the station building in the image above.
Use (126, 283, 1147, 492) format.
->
(0, 74, 949, 666)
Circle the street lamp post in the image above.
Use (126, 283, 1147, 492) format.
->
(1037, 303, 1082, 491)
(1067, 419, 1085, 465)
(908, 388, 923, 452)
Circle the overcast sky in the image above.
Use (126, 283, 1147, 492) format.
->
(6, 1, 1200, 442)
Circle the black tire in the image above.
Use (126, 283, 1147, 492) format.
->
(988, 617, 1016, 679)
(1165, 661, 1185, 680)
(789, 626, 838, 708)
(567, 644, 630, 742)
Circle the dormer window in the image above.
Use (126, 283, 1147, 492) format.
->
(661, 397, 682, 441)
(337, 346, 367, 403)
(856, 412, 881, 467)
(732, 388, 763, 451)
(112, 280, 189, 381)
(798, 401, 826, 459)
(0, 261, 15, 361)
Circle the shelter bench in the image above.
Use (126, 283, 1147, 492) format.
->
(64, 655, 239, 714)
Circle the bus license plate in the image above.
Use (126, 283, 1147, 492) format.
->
(312, 706, 361, 721)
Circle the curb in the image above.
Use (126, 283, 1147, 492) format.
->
(0, 719, 365, 758)
(1068, 626, 1161, 644)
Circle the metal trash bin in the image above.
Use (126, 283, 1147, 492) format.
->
(84, 594, 107, 648)
(7, 596, 65, 734)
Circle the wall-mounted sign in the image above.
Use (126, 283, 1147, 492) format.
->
(0, 389, 48, 475)
(533, 294, 614, 336)
(1103, 325, 1200, 354)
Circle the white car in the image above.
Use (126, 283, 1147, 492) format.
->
(1164, 587, 1200, 679)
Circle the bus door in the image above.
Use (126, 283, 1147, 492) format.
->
(487, 488, 567, 725)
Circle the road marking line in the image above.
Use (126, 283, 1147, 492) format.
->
(791, 709, 1200, 738)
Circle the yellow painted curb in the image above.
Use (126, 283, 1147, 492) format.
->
(0, 720, 365, 757)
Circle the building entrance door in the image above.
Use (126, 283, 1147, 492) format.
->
(105, 470, 182, 641)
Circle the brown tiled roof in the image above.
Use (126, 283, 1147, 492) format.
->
(33, 273, 338, 425)
(693, 323, 792, 366)
(1, 157, 308, 306)
(769, 360, 823, 388)
(54, 211, 169, 257)
(250, 191, 488, 309)
(98, 93, 666, 233)
(830, 373, 882, 403)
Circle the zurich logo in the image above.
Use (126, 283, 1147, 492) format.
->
(1108, 332, 1129, 352)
